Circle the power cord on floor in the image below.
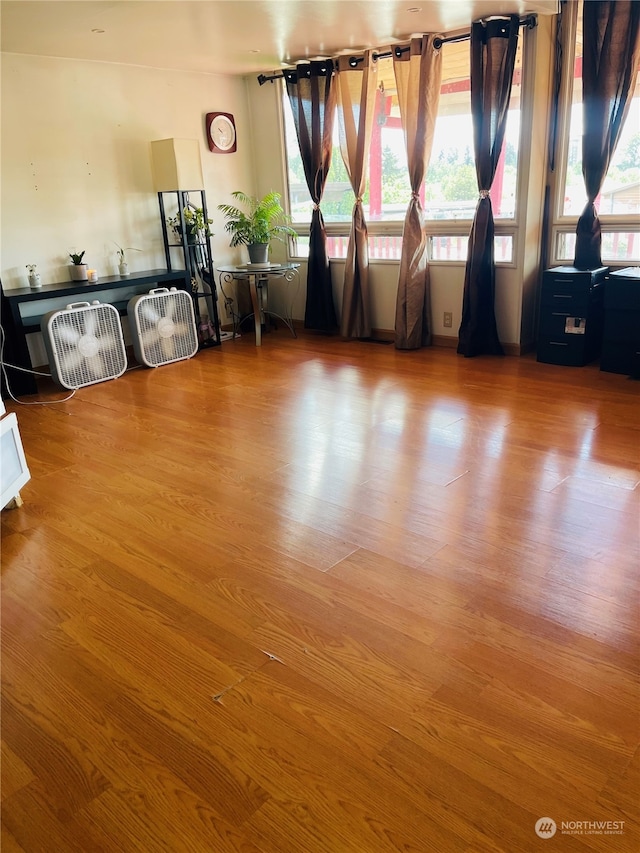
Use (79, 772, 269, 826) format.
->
(0, 324, 76, 405)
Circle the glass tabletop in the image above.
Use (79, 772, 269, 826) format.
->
(217, 263, 300, 276)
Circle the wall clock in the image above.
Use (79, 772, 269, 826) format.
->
(206, 112, 237, 153)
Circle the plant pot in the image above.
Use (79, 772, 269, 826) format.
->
(119, 262, 129, 277)
(69, 264, 88, 281)
(173, 225, 198, 245)
(248, 243, 269, 265)
(28, 274, 42, 289)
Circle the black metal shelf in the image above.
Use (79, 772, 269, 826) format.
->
(166, 242, 207, 249)
(157, 190, 221, 347)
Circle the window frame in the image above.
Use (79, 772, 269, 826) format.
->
(548, 2, 640, 267)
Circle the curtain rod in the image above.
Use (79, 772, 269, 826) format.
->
(257, 13, 536, 85)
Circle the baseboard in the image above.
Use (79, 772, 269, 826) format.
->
(431, 334, 458, 349)
(370, 328, 395, 343)
(503, 342, 521, 356)
(224, 318, 523, 355)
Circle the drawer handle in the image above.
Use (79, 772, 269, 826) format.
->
(552, 294, 572, 298)
(549, 342, 568, 346)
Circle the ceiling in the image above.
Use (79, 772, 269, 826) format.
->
(1, 0, 558, 77)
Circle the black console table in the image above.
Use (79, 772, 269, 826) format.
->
(1, 269, 189, 396)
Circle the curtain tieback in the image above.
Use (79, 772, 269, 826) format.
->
(313, 203, 321, 211)
(479, 189, 491, 199)
(411, 191, 420, 200)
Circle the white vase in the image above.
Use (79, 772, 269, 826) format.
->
(28, 273, 42, 289)
(119, 262, 129, 277)
(69, 264, 88, 281)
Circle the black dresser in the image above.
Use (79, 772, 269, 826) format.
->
(537, 266, 608, 366)
(600, 266, 640, 377)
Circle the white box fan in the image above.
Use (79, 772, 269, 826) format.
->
(127, 287, 198, 367)
(41, 301, 127, 389)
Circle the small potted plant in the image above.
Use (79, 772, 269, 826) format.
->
(114, 243, 141, 277)
(68, 250, 88, 281)
(167, 206, 212, 245)
(26, 264, 41, 289)
(218, 191, 296, 264)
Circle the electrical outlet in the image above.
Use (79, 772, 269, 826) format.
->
(443, 311, 453, 328)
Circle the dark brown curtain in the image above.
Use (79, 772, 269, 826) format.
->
(335, 52, 377, 339)
(574, 1, 640, 270)
(285, 61, 338, 332)
(392, 37, 442, 350)
(549, 1, 569, 172)
(457, 16, 519, 358)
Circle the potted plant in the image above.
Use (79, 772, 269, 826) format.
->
(167, 206, 212, 245)
(114, 243, 141, 277)
(68, 250, 88, 281)
(26, 264, 41, 289)
(218, 191, 296, 264)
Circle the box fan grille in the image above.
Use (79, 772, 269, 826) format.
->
(128, 287, 198, 367)
(41, 301, 127, 389)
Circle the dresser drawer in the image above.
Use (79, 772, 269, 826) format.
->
(537, 337, 595, 367)
(537, 317, 602, 366)
(541, 266, 607, 312)
(603, 310, 640, 343)
(537, 305, 603, 365)
(605, 274, 640, 310)
(600, 342, 640, 376)
(540, 286, 596, 313)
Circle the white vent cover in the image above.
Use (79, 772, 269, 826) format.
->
(41, 301, 127, 390)
(127, 287, 198, 367)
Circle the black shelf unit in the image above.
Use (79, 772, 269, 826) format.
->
(601, 267, 640, 377)
(536, 266, 608, 366)
(157, 190, 221, 347)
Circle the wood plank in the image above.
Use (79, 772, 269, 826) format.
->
(0, 741, 35, 802)
(1, 781, 113, 853)
(2, 333, 638, 851)
(0, 695, 111, 817)
(0, 827, 28, 853)
(376, 733, 595, 853)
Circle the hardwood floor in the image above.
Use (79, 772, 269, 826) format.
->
(2, 330, 638, 852)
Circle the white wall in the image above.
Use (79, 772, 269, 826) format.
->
(1, 52, 259, 362)
(1, 53, 255, 288)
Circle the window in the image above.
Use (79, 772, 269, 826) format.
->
(430, 235, 514, 263)
(553, 3, 640, 264)
(555, 231, 639, 264)
(561, 7, 640, 217)
(425, 41, 522, 222)
(283, 33, 524, 262)
(291, 234, 404, 260)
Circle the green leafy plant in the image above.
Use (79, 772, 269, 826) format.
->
(114, 243, 141, 263)
(69, 250, 85, 265)
(218, 191, 295, 247)
(168, 206, 212, 242)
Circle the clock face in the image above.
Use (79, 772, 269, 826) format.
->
(206, 112, 237, 153)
